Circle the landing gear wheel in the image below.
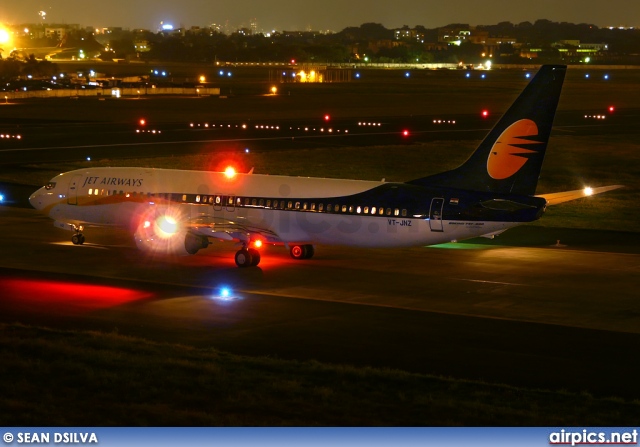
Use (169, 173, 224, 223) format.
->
(303, 244, 314, 259)
(290, 244, 314, 260)
(248, 248, 261, 266)
(235, 248, 253, 268)
(71, 234, 85, 245)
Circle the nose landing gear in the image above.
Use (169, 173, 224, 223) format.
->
(71, 225, 85, 245)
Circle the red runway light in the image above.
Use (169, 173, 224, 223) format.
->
(1, 278, 153, 310)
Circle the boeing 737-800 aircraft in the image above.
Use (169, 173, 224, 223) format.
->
(29, 65, 622, 267)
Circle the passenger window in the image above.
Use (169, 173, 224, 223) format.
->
(259, 199, 264, 206)
(287, 201, 293, 209)
(371, 207, 376, 214)
(216, 196, 222, 204)
(303, 203, 308, 210)
(327, 204, 331, 212)
(357, 206, 362, 214)
(348, 205, 354, 213)
(379, 208, 384, 215)
(335, 204, 340, 212)
(386, 208, 392, 216)
(295, 202, 300, 209)
(311, 203, 316, 211)
(252, 198, 257, 206)
(364, 206, 369, 214)
(182, 194, 187, 202)
(394, 209, 399, 216)
(341, 205, 347, 213)
(402, 209, 407, 217)
(245, 198, 250, 205)
(196, 195, 201, 203)
(319, 204, 324, 212)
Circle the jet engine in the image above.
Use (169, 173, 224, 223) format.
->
(133, 214, 208, 255)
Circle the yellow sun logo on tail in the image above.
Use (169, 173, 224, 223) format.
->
(487, 119, 543, 179)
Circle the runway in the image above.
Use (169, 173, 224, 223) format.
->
(2, 69, 639, 404)
(2, 204, 640, 398)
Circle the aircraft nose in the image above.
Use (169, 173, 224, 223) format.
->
(29, 188, 45, 210)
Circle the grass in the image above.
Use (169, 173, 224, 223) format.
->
(2, 322, 640, 426)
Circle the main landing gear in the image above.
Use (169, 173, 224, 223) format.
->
(289, 244, 314, 260)
(235, 246, 261, 268)
(234, 244, 315, 267)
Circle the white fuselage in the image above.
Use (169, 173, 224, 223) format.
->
(30, 167, 520, 248)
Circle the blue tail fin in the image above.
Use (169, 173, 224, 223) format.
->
(408, 65, 566, 196)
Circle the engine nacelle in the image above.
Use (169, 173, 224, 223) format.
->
(133, 217, 208, 256)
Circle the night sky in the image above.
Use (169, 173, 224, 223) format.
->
(1, 0, 637, 31)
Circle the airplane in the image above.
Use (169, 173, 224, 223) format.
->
(29, 65, 622, 267)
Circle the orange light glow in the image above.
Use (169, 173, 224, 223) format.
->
(139, 118, 146, 126)
(253, 240, 263, 249)
(224, 166, 237, 178)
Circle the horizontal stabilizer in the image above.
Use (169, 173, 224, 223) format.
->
(537, 185, 624, 205)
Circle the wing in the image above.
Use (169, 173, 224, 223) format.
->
(185, 215, 283, 244)
(536, 185, 624, 206)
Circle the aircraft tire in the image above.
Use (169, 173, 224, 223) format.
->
(303, 244, 314, 259)
(72, 234, 85, 245)
(235, 249, 253, 268)
(290, 245, 305, 259)
(248, 248, 261, 266)
(290, 244, 314, 260)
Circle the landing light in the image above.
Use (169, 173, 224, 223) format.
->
(253, 240, 263, 249)
(0, 194, 4, 203)
(584, 187, 594, 196)
(157, 215, 178, 235)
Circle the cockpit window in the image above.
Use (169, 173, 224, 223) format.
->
(45, 182, 56, 190)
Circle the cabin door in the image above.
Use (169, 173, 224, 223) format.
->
(429, 198, 445, 232)
(67, 175, 83, 205)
